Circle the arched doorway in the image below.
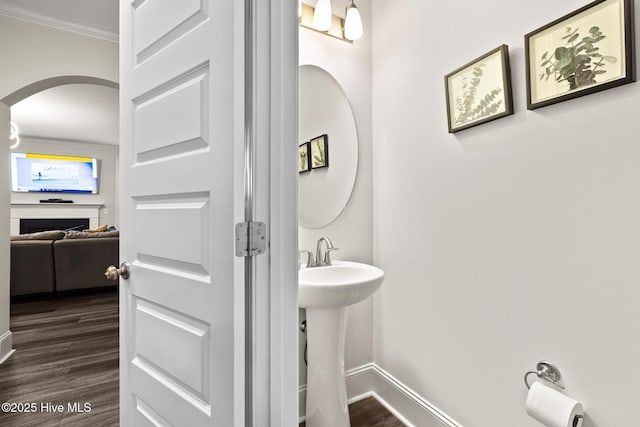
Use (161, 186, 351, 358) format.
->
(2, 75, 118, 107)
(1, 75, 118, 364)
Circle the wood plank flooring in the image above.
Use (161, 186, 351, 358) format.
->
(0, 291, 119, 427)
(300, 396, 406, 427)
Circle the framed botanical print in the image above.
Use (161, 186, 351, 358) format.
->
(525, 0, 635, 109)
(309, 134, 329, 169)
(299, 142, 310, 173)
(445, 45, 514, 133)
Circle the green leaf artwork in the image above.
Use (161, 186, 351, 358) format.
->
(454, 64, 503, 126)
(313, 140, 325, 166)
(538, 26, 617, 91)
(299, 149, 308, 171)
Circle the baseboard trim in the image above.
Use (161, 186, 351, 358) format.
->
(0, 330, 15, 364)
(298, 362, 461, 427)
(371, 364, 462, 427)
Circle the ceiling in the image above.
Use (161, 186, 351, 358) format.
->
(12, 84, 119, 145)
(1, 0, 119, 145)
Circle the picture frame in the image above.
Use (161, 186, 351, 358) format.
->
(445, 44, 514, 133)
(525, 0, 635, 110)
(298, 142, 310, 173)
(310, 134, 329, 169)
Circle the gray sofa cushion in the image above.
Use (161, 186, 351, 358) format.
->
(64, 230, 120, 239)
(53, 237, 119, 291)
(10, 230, 65, 241)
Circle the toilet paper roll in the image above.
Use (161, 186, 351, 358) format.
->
(526, 381, 584, 427)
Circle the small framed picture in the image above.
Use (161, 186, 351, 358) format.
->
(445, 45, 514, 133)
(525, 0, 635, 110)
(298, 142, 310, 173)
(310, 134, 329, 169)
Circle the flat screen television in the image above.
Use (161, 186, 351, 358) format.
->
(10, 152, 98, 194)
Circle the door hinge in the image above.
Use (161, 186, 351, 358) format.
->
(235, 221, 267, 257)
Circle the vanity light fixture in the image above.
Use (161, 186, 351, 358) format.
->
(344, 0, 363, 41)
(312, 0, 332, 32)
(9, 121, 19, 149)
(300, 1, 363, 44)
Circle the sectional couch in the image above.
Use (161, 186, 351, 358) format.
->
(10, 230, 119, 297)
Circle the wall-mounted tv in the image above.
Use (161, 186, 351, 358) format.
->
(10, 152, 98, 194)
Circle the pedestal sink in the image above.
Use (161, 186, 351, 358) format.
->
(299, 261, 384, 427)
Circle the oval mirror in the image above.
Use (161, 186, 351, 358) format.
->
(298, 65, 358, 229)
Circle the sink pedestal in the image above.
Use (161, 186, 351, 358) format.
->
(305, 306, 350, 427)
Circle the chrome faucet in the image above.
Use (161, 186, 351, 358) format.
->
(313, 236, 338, 267)
(299, 250, 314, 269)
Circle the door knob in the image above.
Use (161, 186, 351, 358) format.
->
(105, 262, 130, 280)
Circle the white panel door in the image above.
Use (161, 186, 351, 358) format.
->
(119, 0, 242, 425)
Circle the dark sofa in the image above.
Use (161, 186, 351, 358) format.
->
(10, 239, 57, 296)
(10, 230, 119, 296)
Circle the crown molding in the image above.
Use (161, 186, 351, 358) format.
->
(21, 135, 119, 149)
(0, 3, 118, 43)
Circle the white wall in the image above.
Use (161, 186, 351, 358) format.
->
(373, 1, 640, 426)
(10, 137, 118, 228)
(0, 15, 118, 101)
(298, 0, 373, 396)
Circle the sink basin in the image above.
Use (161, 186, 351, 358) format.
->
(299, 261, 384, 308)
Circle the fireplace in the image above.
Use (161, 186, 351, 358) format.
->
(20, 218, 90, 234)
(10, 203, 103, 235)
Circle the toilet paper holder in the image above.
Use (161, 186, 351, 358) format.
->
(524, 361, 584, 427)
(524, 360, 565, 390)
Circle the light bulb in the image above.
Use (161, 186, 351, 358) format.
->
(9, 121, 19, 149)
(344, 1, 363, 41)
(312, 0, 332, 32)
(298, 0, 302, 18)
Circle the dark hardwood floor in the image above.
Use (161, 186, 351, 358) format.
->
(0, 291, 119, 427)
(300, 396, 405, 427)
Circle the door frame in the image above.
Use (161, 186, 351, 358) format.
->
(250, 0, 299, 425)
